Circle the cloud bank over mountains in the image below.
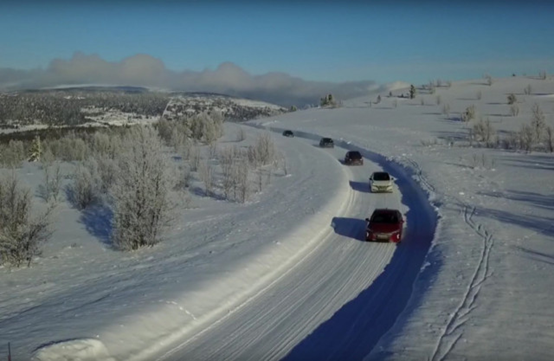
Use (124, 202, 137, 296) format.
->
(0, 52, 378, 106)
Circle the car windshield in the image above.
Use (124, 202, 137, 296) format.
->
(373, 172, 390, 181)
(371, 213, 399, 224)
(322, 138, 332, 143)
(348, 151, 361, 159)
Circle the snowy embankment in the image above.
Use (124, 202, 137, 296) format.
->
(124, 139, 353, 361)
(1, 124, 350, 361)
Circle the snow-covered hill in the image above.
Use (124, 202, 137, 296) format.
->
(1, 75, 554, 361)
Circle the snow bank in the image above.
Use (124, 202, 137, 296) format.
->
(32, 339, 116, 361)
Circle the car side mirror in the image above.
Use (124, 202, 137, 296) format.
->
(365, 218, 370, 222)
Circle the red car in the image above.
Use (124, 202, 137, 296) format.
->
(344, 150, 363, 165)
(365, 209, 404, 243)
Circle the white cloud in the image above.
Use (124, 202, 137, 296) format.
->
(0, 53, 378, 106)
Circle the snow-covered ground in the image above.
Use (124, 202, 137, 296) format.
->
(1, 75, 554, 361)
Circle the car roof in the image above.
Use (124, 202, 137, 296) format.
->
(347, 150, 361, 155)
(322, 137, 333, 141)
(372, 208, 400, 215)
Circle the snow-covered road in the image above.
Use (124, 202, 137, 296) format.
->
(152, 131, 436, 361)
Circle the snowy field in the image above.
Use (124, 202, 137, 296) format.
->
(1, 75, 554, 361)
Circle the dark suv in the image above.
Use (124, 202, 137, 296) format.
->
(282, 130, 294, 137)
(344, 150, 363, 165)
(319, 137, 334, 148)
(365, 209, 404, 243)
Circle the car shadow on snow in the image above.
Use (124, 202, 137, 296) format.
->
(349, 180, 370, 193)
(331, 217, 366, 242)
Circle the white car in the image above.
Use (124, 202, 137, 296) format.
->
(369, 172, 394, 193)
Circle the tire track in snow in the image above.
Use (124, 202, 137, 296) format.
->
(429, 205, 495, 361)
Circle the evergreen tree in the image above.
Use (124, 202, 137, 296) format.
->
(409, 85, 417, 99)
(29, 136, 42, 162)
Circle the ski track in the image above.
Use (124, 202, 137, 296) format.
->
(151, 126, 437, 361)
(429, 205, 495, 361)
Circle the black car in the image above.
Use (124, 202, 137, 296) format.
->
(344, 150, 363, 165)
(319, 137, 334, 148)
(282, 130, 294, 137)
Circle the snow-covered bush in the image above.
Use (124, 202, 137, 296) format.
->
(42, 161, 63, 203)
(0, 140, 26, 168)
(472, 117, 494, 143)
(530, 103, 546, 144)
(111, 126, 174, 251)
(507, 93, 517, 105)
(198, 160, 215, 196)
(0, 172, 53, 267)
(69, 160, 100, 210)
(461, 105, 476, 122)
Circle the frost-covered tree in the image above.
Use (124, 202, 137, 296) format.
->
(111, 126, 174, 251)
(0, 172, 53, 267)
(530, 103, 546, 144)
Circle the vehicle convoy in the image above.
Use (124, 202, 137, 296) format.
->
(319, 137, 334, 148)
(344, 150, 363, 165)
(282, 130, 294, 137)
(365, 209, 404, 243)
(369, 171, 394, 193)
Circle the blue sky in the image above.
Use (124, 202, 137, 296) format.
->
(0, 1, 553, 85)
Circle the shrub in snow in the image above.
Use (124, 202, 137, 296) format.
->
(524, 84, 532, 96)
(544, 126, 554, 153)
(539, 70, 547, 80)
(111, 126, 174, 251)
(290, 105, 297, 112)
(530, 103, 546, 144)
(507, 93, 517, 105)
(461, 105, 476, 122)
(233, 159, 250, 203)
(0, 140, 26, 168)
(42, 161, 63, 203)
(188, 145, 201, 172)
(248, 133, 276, 168)
(57, 135, 89, 162)
(0, 172, 53, 267)
(518, 124, 534, 152)
(442, 103, 451, 118)
(198, 160, 215, 196)
(472, 117, 494, 143)
(69, 160, 101, 210)
(510, 104, 520, 117)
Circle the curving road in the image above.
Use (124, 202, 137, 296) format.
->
(153, 132, 436, 361)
